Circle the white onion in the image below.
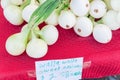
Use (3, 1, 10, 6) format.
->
(5, 24, 30, 56)
(110, 0, 120, 11)
(70, 0, 90, 16)
(22, 0, 38, 22)
(1, 0, 12, 9)
(4, 5, 24, 25)
(45, 10, 59, 25)
(93, 24, 112, 44)
(117, 11, 120, 25)
(39, 25, 59, 45)
(6, 33, 26, 56)
(26, 38, 48, 58)
(103, 10, 120, 30)
(74, 17, 93, 37)
(90, 0, 107, 18)
(58, 10, 76, 29)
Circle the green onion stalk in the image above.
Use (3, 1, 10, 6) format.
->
(28, 0, 70, 29)
(20, 0, 31, 9)
(5, 0, 70, 57)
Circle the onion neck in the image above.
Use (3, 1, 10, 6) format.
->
(20, 0, 31, 9)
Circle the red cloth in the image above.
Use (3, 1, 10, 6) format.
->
(0, 7, 120, 80)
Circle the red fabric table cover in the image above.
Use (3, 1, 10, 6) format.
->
(0, 6, 120, 80)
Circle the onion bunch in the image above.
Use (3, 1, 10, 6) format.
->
(1, 0, 120, 59)
(4, 0, 63, 58)
(56, 0, 120, 44)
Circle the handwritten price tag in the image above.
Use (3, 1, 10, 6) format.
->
(35, 57, 83, 80)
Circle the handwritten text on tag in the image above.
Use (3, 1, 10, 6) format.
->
(35, 57, 83, 80)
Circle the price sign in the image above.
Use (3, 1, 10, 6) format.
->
(35, 57, 83, 80)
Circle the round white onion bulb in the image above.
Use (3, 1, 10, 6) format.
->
(26, 38, 48, 58)
(110, 0, 120, 11)
(117, 11, 120, 25)
(90, 0, 107, 18)
(103, 10, 120, 30)
(93, 24, 112, 44)
(74, 16, 93, 37)
(45, 10, 59, 26)
(70, 0, 90, 16)
(58, 10, 76, 29)
(1, 0, 12, 9)
(4, 5, 24, 25)
(39, 25, 59, 45)
(22, 3, 38, 22)
(5, 33, 26, 56)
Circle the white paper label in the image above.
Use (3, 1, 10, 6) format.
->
(35, 57, 83, 80)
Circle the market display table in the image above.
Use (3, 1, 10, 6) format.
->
(0, 7, 120, 80)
